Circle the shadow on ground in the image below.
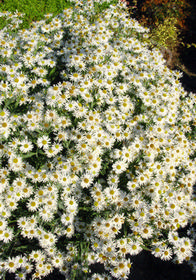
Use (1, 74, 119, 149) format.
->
(129, 250, 196, 280)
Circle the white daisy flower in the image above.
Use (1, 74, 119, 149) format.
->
(20, 139, 34, 153)
(8, 155, 23, 172)
(37, 135, 51, 150)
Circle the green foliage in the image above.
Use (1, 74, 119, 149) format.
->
(143, 17, 180, 50)
(0, 0, 73, 29)
(94, 0, 118, 12)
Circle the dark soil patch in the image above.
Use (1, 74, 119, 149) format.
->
(179, 0, 196, 92)
(129, 250, 196, 280)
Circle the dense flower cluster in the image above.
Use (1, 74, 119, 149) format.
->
(0, 0, 196, 279)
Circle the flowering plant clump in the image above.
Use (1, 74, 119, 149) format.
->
(0, 0, 196, 279)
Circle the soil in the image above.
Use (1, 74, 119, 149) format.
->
(178, 0, 196, 92)
(128, 251, 196, 280)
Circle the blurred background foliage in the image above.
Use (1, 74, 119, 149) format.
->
(126, 0, 194, 69)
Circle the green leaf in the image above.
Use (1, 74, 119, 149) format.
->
(48, 67, 56, 77)
(21, 152, 37, 159)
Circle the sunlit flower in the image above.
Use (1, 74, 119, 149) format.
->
(37, 135, 51, 150)
(8, 155, 23, 171)
(20, 139, 34, 153)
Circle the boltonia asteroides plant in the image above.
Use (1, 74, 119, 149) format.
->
(0, 0, 196, 279)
